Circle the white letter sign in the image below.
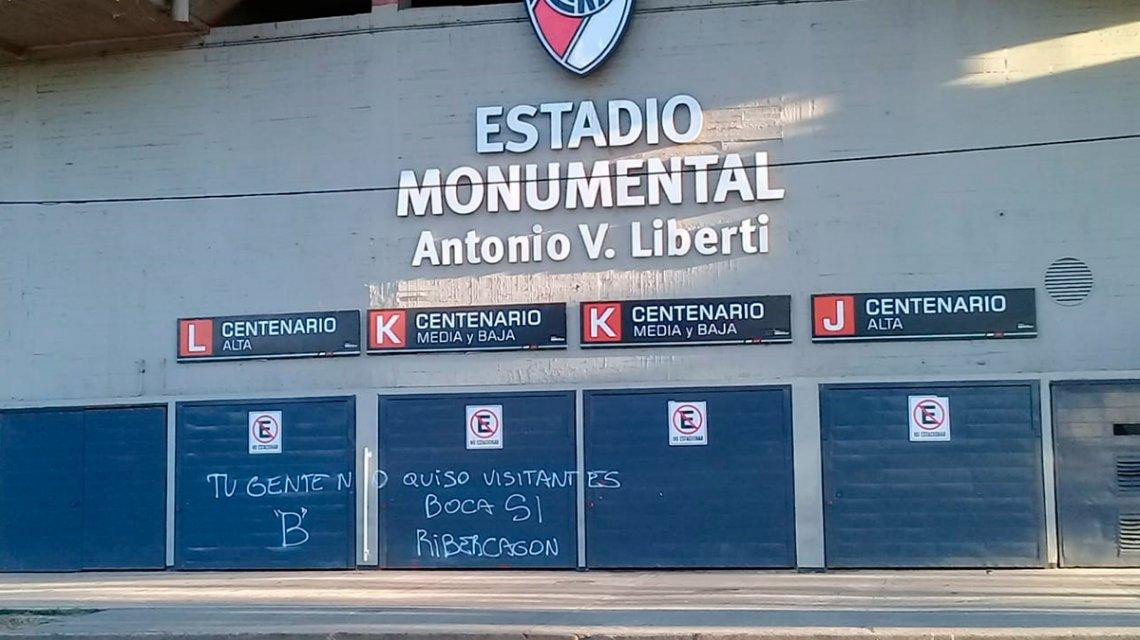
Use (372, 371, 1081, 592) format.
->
(668, 400, 707, 446)
(466, 404, 503, 450)
(908, 396, 950, 442)
(249, 411, 283, 454)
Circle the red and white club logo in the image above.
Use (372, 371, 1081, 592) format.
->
(178, 318, 214, 357)
(583, 302, 622, 343)
(912, 398, 946, 431)
(525, 0, 634, 76)
(813, 295, 856, 337)
(671, 403, 703, 434)
(368, 310, 407, 350)
(252, 414, 280, 442)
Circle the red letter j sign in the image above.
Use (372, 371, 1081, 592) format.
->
(813, 296, 855, 337)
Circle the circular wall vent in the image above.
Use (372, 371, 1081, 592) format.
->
(1044, 257, 1094, 306)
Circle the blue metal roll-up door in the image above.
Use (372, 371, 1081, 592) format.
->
(0, 406, 167, 572)
(82, 406, 168, 570)
(176, 397, 355, 570)
(378, 391, 577, 568)
(0, 410, 84, 571)
(583, 386, 795, 568)
(1053, 380, 1140, 567)
(821, 382, 1045, 568)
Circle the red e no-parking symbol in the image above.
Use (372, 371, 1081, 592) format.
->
(252, 414, 280, 443)
(248, 410, 283, 454)
(671, 403, 704, 435)
(468, 408, 500, 438)
(912, 398, 946, 431)
(466, 404, 503, 450)
(668, 400, 707, 446)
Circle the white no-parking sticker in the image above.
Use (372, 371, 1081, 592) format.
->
(248, 411, 283, 454)
(668, 400, 708, 446)
(466, 404, 503, 450)
(908, 396, 950, 442)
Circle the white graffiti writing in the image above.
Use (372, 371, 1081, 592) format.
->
(273, 507, 310, 548)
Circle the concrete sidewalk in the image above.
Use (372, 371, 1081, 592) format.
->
(1, 569, 1140, 638)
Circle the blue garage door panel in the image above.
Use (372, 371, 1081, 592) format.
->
(176, 397, 355, 570)
(821, 383, 1045, 568)
(82, 406, 168, 570)
(584, 387, 795, 568)
(378, 392, 576, 568)
(0, 410, 84, 571)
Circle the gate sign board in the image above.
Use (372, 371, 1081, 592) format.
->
(368, 304, 566, 354)
(581, 296, 792, 348)
(248, 411, 283, 454)
(908, 396, 950, 442)
(466, 405, 503, 450)
(177, 311, 361, 362)
(811, 288, 1037, 342)
(668, 401, 708, 446)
